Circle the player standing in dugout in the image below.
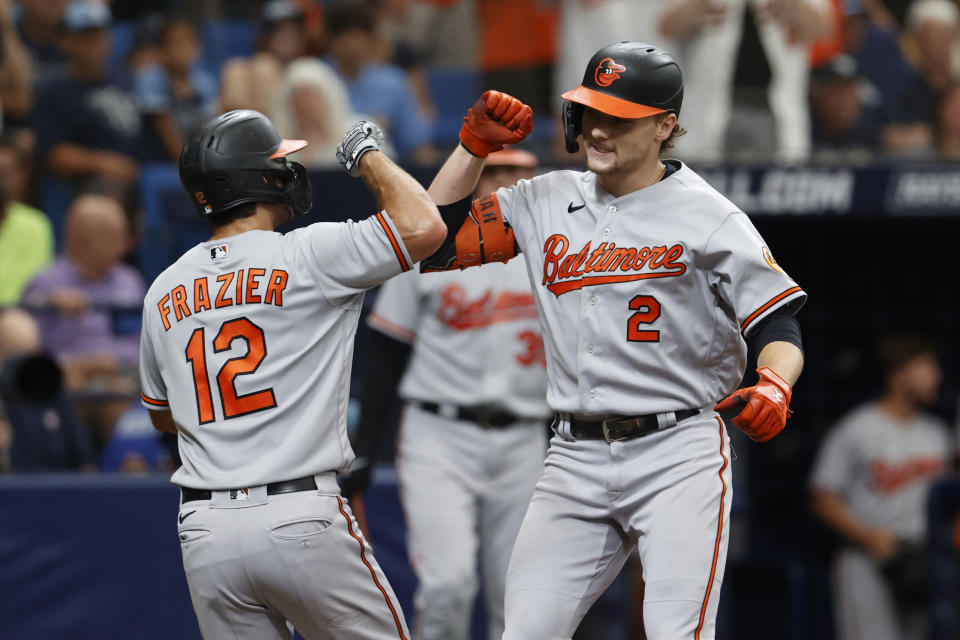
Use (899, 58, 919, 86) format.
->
(139, 111, 442, 639)
(419, 41, 807, 639)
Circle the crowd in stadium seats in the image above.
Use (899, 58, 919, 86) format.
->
(0, 0, 955, 482)
(0, 2, 956, 639)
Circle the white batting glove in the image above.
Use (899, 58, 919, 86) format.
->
(337, 121, 385, 177)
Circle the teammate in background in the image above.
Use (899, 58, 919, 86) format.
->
(344, 148, 550, 640)
(420, 41, 806, 639)
(138, 110, 444, 639)
(810, 336, 951, 640)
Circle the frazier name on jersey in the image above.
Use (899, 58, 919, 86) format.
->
(157, 268, 289, 330)
(541, 234, 686, 296)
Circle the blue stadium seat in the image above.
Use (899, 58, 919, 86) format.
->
(200, 20, 257, 79)
(138, 164, 209, 282)
(108, 21, 137, 75)
(39, 178, 76, 252)
(427, 67, 479, 143)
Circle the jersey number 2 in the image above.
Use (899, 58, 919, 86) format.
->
(185, 317, 277, 424)
(627, 295, 661, 342)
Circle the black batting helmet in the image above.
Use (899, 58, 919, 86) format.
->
(561, 42, 683, 153)
(179, 110, 313, 217)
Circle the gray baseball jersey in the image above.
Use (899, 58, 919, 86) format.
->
(495, 163, 806, 415)
(368, 260, 550, 418)
(809, 402, 951, 542)
(139, 214, 412, 489)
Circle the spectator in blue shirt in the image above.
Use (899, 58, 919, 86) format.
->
(133, 18, 217, 161)
(31, 0, 142, 194)
(325, 3, 433, 163)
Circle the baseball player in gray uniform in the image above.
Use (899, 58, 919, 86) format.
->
(810, 337, 951, 640)
(343, 148, 550, 640)
(418, 42, 807, 639)
(138, 110, 446, 639)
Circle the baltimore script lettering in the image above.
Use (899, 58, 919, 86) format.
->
(541, 234, 686, 296)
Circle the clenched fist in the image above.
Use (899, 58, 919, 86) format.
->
(337, 120, 386, 177)
(714, 367, 792, 442)
(459, 90, 534, 158)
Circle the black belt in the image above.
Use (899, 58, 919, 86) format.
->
(415, 401, 522, 429)
(565, 409, 700, 442)
(180, 475, 317, 504)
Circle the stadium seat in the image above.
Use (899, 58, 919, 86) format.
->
(200, 20, 257, 78)
(427, 67, 479, 143)
(138, 164, 209, 282)
(108, 21, 137, 75)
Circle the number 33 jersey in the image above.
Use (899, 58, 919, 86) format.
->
(139, 215, 413, 489)
(495, 162, 807, 416)
(368, 259, 550, 420)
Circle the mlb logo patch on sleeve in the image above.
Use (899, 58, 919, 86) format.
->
(211, 244, 228, 260)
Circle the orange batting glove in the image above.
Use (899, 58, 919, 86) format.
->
(714, 367, 793, 442)
(459, 90, 534, 158)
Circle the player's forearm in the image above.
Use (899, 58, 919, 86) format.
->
(757, 340, 803, 387)
(810, 489, 878, 549)
(427, 144, 486, 206)
(357, 151, 445, 263)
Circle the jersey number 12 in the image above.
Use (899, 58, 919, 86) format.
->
(185, 317, 277, 424)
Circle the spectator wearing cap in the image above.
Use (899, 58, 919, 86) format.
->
(809, 53, 884, 156)
(30, 0, 142, 199)
(325, 3, 433, 164)
(903, 0, 960, 94)
(879, 0, 960, 156)
(0, 136, 53, 307)
(219, 0, 309, 115)
(133, 18, 217, 161)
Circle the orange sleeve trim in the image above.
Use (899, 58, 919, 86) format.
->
(368, 312, 417, 343)
(376, 212, 411, 272)
(141, 392, 169, 407)
(695, 417, 730, 640)
(740, 286, 804, 332)
(337, 496, 409, 639)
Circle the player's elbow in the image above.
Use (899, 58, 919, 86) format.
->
(405, 204, 447, 263)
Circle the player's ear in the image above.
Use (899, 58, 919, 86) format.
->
(655, 113, 677, 143)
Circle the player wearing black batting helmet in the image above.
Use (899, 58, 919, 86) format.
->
(141, 110, 446, 638)
(178, 109, 313, 218)
(561, 41, 684, 153)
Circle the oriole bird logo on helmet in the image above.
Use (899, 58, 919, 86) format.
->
(594, 57, 627, 87)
